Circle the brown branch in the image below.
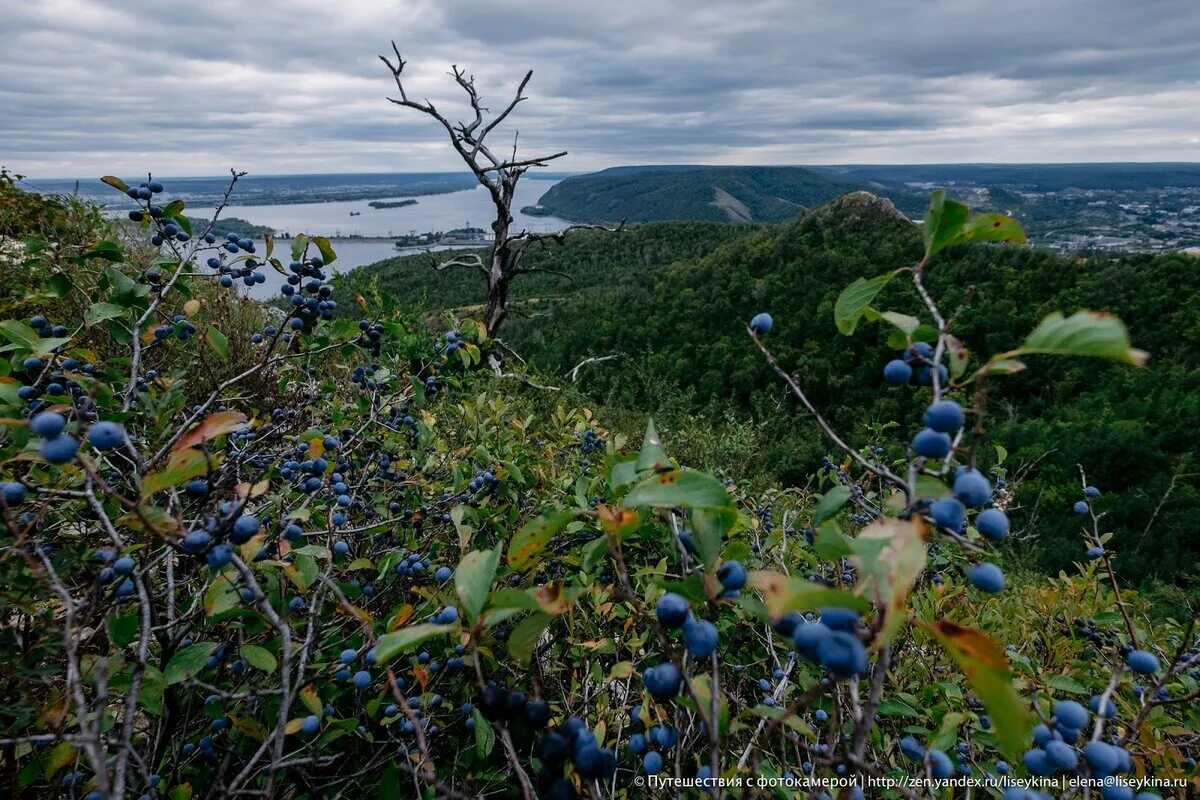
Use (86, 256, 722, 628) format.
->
(750, 328, 910, 497)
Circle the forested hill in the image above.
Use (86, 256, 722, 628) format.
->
(521, 165, 885, 223)
(335, 192, 1200, 590)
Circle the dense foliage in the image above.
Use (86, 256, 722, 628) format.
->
(0, 172, 1196, 800)
(522, 166, 878, 224)
(340, 193, 1200, 592)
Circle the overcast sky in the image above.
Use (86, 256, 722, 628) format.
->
(5, 0, 1199, 178)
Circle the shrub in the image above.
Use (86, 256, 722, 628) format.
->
(0, 177, 1194, 800)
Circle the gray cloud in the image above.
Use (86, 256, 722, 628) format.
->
(3, 0, 1199, 177)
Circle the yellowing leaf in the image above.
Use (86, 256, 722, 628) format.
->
(205, 574, 240, 617)
(299, 685, 322, 715)
(142, 447, 213, 497)
(851, 517, 927, 647)
(749, 571, 870, 618)
(508, 511, 577, 570)
(923, 619, 1032, 760)
(173, 411, 248, 452)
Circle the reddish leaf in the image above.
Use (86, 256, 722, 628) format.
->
(172, 411, 248, 452)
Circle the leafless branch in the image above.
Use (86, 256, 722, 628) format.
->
(749, 327, 910, 497)
(565, 354, 621, 382)
(378, 43, 614, 335)
(433, 252, 487, 275)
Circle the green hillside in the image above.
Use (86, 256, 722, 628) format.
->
(522, 165, 883, 223)
(337, 193, 1200, 589)
(4, 170, 1197, 799)
(334, 220, 758, 310)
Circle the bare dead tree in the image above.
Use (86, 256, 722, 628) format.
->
(380, 43, 621, 336)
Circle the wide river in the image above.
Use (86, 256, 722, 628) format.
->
(216, 177, 568, 299)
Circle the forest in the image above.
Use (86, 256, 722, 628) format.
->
(1, 143, 1197, 800)
(335, 193, 1200, 595)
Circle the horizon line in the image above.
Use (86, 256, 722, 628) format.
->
(18, 161, 1200, 183)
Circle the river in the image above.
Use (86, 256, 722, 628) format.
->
(216, 177, 567, 299)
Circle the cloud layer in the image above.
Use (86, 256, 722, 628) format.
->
(4, 0, 1199, 177)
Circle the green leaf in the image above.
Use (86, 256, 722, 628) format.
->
(104, 319, 132, 345)
(101, 175, 130, 193)
(508, 612, 552, 664)
(834, 274, 893, 335)
(879, 311, 920, 335)
(163, 199, 185, 217)
(0, 320, 44, 352)
(206, 325, 229, 359)
(749, 571, 871, 618)
(43, 742, 77, 781)
(811, 486, 851, 524)
(959, 213, 1026, 247)
(914, 474, 952, 499)
(290, 233, 309, 262)
(994, 444, 1008, 466)
(635, 419, 670, 472)
(204, 575, 240, 617)
(0, 320, 73, 358)
(455, 547, 502, 622)
(107, 610, 139, 648)
(609, 457, 640, 492)
(924, 619, 1032, 760)
(813, 521, 853, 560)
(581, 535, 609, 572)
(687, 674, 730, 735)
(888, 324, 937, 351)
(1015, 311, 1148, 366)
(744, 703, 815, 737)
(312, 235, 337, 265)
(103, 265, 142, 301)
(622, 470, 733, 511)
(946, 335, 970, 379)
(31, 337, 71, 359)
(48, 273, 72, 298)
(472, 709, 496, 758)
(930, 711, 965, 752)
(923, 189, 970, 259)
(165, 641, 218, 684)
(691, 506, 736, 571)
(487, 587, 542, 612)
(374, 623, 456, 664)
(507, 510, 578, 570)
(974, 359, 1022, 379)
(241, 644, 277, 674)
(408, 375, 425, 407)
(876, 698, 920, 717)
(78, 240, 124, 263)
(84, 302, 127, 327)
(1043, 674, 1089, 695)
(139, 665, 165, 716)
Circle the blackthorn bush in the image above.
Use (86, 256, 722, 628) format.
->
(0, 173, 1194, 800)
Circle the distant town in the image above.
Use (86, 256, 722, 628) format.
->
(904, 183, 1200, 253)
